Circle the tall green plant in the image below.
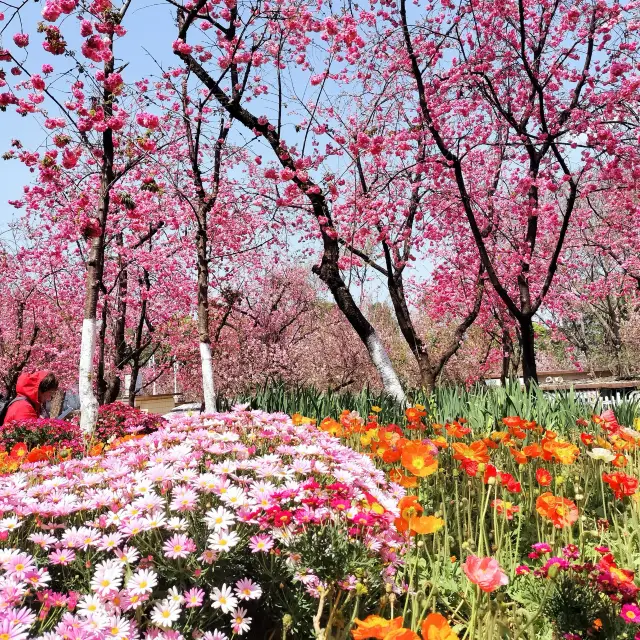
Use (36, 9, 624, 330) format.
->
(230, 381, 640, 432)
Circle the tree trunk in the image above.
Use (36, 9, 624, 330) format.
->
(48, 389, 65, 418)
(196, 216, 216, 413)
(313, 258, 406, 404)
(128, 363, 139, 408)
(79, 237, 104, 433)
(420, 367, 437, 395)
(104, 375, 121, 405)
(96, 302, 109, 405)
(79, 51, 115, 434)
(364, 331, 406, 403)
(104, 233, 128, 404)
(519, 316, 538, 388)
(501, 325, 513, 385)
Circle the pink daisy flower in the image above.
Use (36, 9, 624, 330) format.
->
(184, 587, 205, 608)
(49, 550, 76, 565)
(249, 534, 273, 553)
(163, 534, 195, 559)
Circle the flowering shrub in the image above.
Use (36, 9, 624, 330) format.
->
(90, 402, 167, 441)
(1, 418, 84, 457)
(520, 543, 640, 638)
(0, 408, 402, 639)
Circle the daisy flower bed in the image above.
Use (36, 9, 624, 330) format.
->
(0, 409, 404, 640)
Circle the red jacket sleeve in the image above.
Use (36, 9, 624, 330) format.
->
(4, 398, 39, 424)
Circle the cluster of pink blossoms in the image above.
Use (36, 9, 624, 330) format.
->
(0, 408, 403, 639)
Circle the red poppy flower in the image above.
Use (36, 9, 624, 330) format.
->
(10, 442, 28, 459)
(536, 468, 552, 487)
(602, 472, 639, 499)
(581, 433, 595, 446)
(499, 472, 522, 494)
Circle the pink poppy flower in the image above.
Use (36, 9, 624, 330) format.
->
(462, 555, 509, 592)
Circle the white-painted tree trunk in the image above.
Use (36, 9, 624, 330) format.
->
(200, 342, 216, 413)
(79, 318, 99, 433)
(365, 332, 406, 405)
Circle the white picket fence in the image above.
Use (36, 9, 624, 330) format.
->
(542, 388, 640, 409)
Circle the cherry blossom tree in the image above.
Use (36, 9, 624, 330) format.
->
(389, 0, 640, 385)
(0, 0, 180, 429)
(0, 239, 80, 396)
(167, 0, 408, 402)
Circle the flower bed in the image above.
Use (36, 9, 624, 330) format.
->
(0, 418, 84, 462)
(319, 406, 640, 639)
(0, 404, 166, 470)
(0, 408, 403, 639)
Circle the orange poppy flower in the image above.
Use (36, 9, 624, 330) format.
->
(371, 441, 390, 459)
(352, 615, 403, 639)
(319, 417, 343, 437)
(536, 492, 579, 528)
(410, 515, 445, 535)
(452, 441, 489, 464)
(509, 448, 528, 464)
(536, 468, 552, 487)
(544, 440, 580, 465)
(401, 442, 438, 477)
(380, 426, 404, 446)
(492, 499, 520, 520)
(431, 436, 448, 449)
(340, 409, 365, 434)
(384, 630, 420, 640)
(395, 496, 442, 535)
(446, 421, 471, 438)
(389, 469, 418, 489)
(398, 496, 423, 519)
(432, 423, 444, 434)
(490, 431, 509, 442)
(453, 441, 489, 476)
(421, 613, 459, 640)
(613, 453, 628, 468)
(602, 471, 639, 499)
(406, 406, 427, 423)
(507, 424, 527, 439)
(382, 448, 402, 464)
(26, 448, 50, 463)
(399, 475, 418, 489)
(502, 416, 524, 428)
(610, 436, 628, 452)
(88, 443, 105, 457)
(483, 438, 499, 450)
(523, 443, 543, 458)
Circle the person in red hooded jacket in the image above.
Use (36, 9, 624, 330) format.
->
(3, 371, 59, 423)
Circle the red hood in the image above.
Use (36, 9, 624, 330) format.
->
(15, 371, 49, 409)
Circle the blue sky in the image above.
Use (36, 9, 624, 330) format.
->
(0, 0, 177, 229)
(0, 2, 432, 297)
